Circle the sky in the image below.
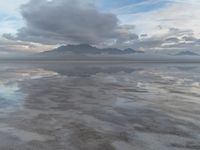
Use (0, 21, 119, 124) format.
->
(0, 0, 200, 56)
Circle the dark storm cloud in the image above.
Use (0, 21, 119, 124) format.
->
(7, 0, 137, 46)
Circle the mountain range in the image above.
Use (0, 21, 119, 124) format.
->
(19, 44, 199, 62)
(40, 44, 144, 56)
(175, 51, 199, 56)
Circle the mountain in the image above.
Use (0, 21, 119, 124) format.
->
(30, 44, 200, 62)
(175, 51, 199, 56)
(40, 44, 144, 56)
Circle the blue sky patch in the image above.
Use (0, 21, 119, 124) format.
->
(99, 0, 170, 14)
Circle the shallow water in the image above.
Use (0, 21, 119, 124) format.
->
(0, 62, 200, 150)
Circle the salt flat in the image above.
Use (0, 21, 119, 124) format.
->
(0, 62, 200, 150)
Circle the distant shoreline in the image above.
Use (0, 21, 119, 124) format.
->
(0, 59, 200, 64)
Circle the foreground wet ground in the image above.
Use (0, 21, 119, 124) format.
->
(0, 62, 200, 150)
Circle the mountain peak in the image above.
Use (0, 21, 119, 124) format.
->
(42, 44, 142, 56)
(72, 44, 93, 47)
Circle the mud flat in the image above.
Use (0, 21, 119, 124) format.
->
(0, 62, 200, 150)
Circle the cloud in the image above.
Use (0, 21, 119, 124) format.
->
(0, 37, 55, 56)
(2, 0, 200, 54)
(0, 0, 28, 15)
(0, 0, 29, 35)
(165, 37, 179, 43)
(112, 27, 200, 53)
(153, 28, 200, 52)
(5, 0, 138, 46)
(118, 0, 200, 38)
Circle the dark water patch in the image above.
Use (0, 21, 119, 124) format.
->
(122, 88, 148, 93)
(169, 89, 200, 97)
(171, 142, 200, 150)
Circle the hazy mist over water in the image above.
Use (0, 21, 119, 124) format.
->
(0, 61, 200, 149)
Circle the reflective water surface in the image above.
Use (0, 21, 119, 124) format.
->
(0, 62, 200, 150)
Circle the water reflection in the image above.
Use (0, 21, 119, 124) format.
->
(0, 64, 58, 114)
(1, 62, 200, 113)
(0, 83, 23, 114)
(0, 62, 200, 149)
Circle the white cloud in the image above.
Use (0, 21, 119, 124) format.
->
(0, 0, 29, 35)
(118, 0, 200, 38)
(0, 0, 28, 15)
(0, 37, 56, 56)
